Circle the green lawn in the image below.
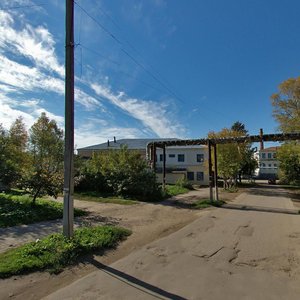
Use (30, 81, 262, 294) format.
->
(192, 199, 225, 209)
(0, 193, 86, 228)
(0, 226, 131, 278)
(74, 192, 138, 205)
(164, 185, 190, 197)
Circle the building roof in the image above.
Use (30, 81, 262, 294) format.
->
(261, 146, 280, 152)
(77, 138, 180, 151)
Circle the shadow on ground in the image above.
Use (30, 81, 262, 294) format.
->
(87, 257, 187, 300)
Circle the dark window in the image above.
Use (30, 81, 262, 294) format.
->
(197, 172, 204, 181)
(273, 153, 277, 158)
(274, 163, 277, 168)
(268, 153, 272, 159)
(197, 154, 204, 162)
(187, 172, 194, 181)
(160, 154, 163, 161)
(261, 153, 266, 159)
(178, 154, 185, 162)
(268, 164, 272, 167)
(169, 154, 175, 158)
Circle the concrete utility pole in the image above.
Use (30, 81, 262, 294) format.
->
(63, 0, 75, 238)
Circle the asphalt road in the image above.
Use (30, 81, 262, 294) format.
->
(44, 186, 300, 300)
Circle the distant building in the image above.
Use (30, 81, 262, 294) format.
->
(77, 138, 209, 185)
(254, 146, 280, 179)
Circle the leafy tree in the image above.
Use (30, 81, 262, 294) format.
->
(76, 146, 160, 200)
(271, 76, 300, 133)
(231, 121, 248, 135)
(277, 143, 300, 185)
(231, 121, 257, 181)
(8, 117, 29, 185)
(271, 77, 300, 184)
(24, 113, 64, 203)
(208, 128, 244, 189)
(0, 118, 29, 189)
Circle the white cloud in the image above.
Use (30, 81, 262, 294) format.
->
(91, 83, 185, 138)
(0, 10, 64, 76)
(75, 124, 142, 149)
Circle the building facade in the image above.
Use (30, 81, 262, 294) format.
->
(77, 138, 209, 185)
(254, 146, 280, 179)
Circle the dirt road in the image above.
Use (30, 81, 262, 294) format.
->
(0, 194, 200, 300)
(44, 186, 300, 300)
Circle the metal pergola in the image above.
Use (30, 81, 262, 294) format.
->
(147, 130, 300, 202)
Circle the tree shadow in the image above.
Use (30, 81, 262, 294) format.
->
(87, 257, 187, 300)
(222, 203, 299, 215)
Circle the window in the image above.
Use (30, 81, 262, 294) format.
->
(261, 153, 266, 159)
(268, 164, 272, 168)
(178, 154, 185, 162)
(197, 154, 204, 163)
(268, 153, 272, 159)
(159, 154, 163, 161)
(169, 154, 175, 158)
(273, 153, 277, 159)
(262, 163, 266, 168)
(274, 163, 277, 168)
(197, 172, 204, 181)
(187, 172, 194, 181)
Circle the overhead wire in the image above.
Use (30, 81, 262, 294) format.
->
(74, 1, 234, 125)
(74, 1, 185, 104)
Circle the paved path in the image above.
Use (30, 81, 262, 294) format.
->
(44, 186, 300, 300)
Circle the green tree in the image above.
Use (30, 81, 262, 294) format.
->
(208, 128, 244, 189)
(8, 117, 29, 186)
(76, 146, 160, 200)
(277, 143, 300, 185)
(271, 76, 300, 133)
(231, 121, 257, 181)
(231, 121, 248, 135)
(0, 118, 29, 189)
(271, 77, 300, 184)
(24, 113, 64, 203)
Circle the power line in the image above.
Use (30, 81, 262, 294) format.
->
(74, 1, 122, 45)
(74, 1, 185, 103)
(75, 44, 166, 94)
(74, 2, 233, 123)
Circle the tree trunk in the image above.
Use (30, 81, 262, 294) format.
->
(32, 186, 41, 205)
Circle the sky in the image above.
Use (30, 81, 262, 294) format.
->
(0, 0, 300, 149)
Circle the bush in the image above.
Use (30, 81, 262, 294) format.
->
(175, 177, 193, 190)
(76, 147, 162, 201)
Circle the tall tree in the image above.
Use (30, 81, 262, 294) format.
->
(271, 76, 300, 133)
(208, 128, 244, 189)
(24, 113, 64, 203)
(271, 77, 300, 184)
(231, 121, 248, 135)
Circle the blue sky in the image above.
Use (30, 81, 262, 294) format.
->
(0, 0, 300, 148)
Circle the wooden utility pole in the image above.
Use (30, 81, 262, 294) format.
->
(162, 145, 166, 189)
(213, 143, 219, 201)
(63, 0, 75, 238)
(208, 140, 213, 202)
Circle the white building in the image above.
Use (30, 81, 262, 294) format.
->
(77, 138, 209, 185)
(155, 145, 209, 185)
(254, 146, 280, 179)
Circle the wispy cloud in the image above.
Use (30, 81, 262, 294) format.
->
(75, 120, 142, 149)
(0, 9, 103, 119)
(91, 83, 185, 138)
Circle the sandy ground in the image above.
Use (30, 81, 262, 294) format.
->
(42, 185, 300, 300)
(0, 190, 209, 300)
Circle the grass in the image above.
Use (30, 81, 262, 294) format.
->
(73, 192, 138, 205)
(0, 193, 86, 228)
(164, 185, 190, 197)
(0, 226, 131, 278)
(192, 199, 225, 209)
